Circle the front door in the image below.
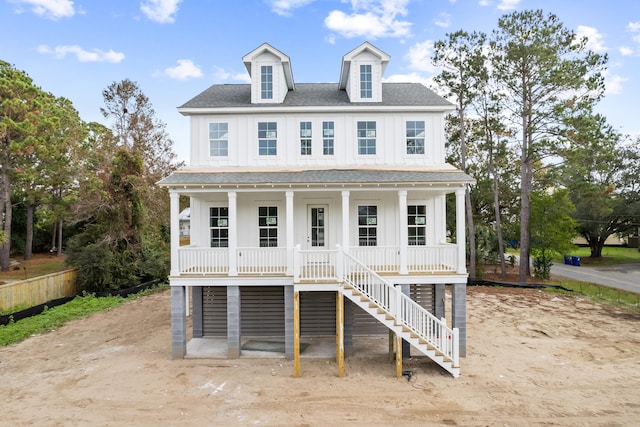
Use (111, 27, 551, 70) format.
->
(307, 205, 328, 250)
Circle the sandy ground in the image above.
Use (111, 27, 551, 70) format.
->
(1, 286, 639, 427)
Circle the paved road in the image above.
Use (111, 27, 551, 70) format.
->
(551, 262, 640, 294)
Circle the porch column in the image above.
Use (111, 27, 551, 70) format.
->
(341, 191, 350, 251)
(434, 284, 445, 319)
(452, 282, 467, 357)
(286, 191, 294, 275)
(171, 285, 186, 359)
(284, 285, 294, 360)
(228, 191, 238, 276)
(455, 188, 467, 274)
(169, 191, 180, 276)
(398, 190, 408, 274)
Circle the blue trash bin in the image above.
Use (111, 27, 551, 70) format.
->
(564, 255, 571, 265)
(571, 256, 581, 266)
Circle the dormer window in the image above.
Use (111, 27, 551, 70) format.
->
(360, 64, 372, 99)
(261, 66, 273, 100)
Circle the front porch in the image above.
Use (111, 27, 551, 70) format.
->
(174, 244, 463, 281)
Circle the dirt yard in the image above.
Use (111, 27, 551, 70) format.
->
(1, 286, 639, 426)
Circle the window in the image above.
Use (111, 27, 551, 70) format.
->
(408, 205, 426, 246)
(261, 65, 273, 99)
(258, 122, 277, 156)
(322, 121, 334, 155)
(209, 123, 228, 157)
(358, 205, 377, 246)
(360, 64, 372, 98)
(357, 121, 376, 155)
(259, 206, 278, 247)
(300, 121, 312, 155)
(406, 121, 425, 155)
(209, 207, 229, 248)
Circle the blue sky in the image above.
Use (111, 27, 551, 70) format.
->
(1, 0, 639, 162)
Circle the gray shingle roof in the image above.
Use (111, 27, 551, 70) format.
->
(179, 83, 452, 109)
(158, 169, 473, 187)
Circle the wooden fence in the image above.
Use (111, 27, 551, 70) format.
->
(0, 269, 78, 311)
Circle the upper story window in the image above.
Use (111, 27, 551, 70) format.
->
(209, 123, 228, 157)
(360, 64, 372, 98)
(261, 65, 273, 100)
(357, 121, 376, 155)
(258, 122, 277, 156)
(406, 121, 425, 155)
(358, 205, 377, 246)
(408, 205, 426, 246)
(322, 121, 334, 155)
(300, 121, 312, 156)
(210, 207, 229, 248)
(258, 206, 278, 247)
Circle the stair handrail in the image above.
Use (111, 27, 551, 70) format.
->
(341, 250, 459, 366)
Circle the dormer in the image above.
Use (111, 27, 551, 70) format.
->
(243, 43, 295, 104)
(338, 42, 390, 103)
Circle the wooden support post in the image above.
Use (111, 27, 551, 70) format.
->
(388, 329, 394, 363)
(336, 291, 344, 378)
(395, 334, 403, 379)
(294, 290, 300, 378)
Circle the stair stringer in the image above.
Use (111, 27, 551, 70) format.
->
(341, 284, 460, 378)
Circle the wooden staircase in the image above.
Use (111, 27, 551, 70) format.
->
(340, 252, 460, 378)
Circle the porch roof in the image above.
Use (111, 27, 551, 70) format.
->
(157, 168, 474, 188)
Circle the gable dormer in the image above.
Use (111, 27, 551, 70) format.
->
(338, 42, 390, 103)
(242, 43, 295, 104)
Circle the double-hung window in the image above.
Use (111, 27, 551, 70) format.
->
(258, 122, 277, 156)
(357, 121, 376, 155)
(408, 205, 426, 246)
(209, 123, 228, 157)
(258, 206, 278, 247)
(406, 121, 425, 155)
(358, 205, 377, 246)
(322, 121, 334, 155)
(261, 65, 273, 100)
(209, 207, 229, 248)
(300, 121, 312, 155)
(360, 64, 372, 98)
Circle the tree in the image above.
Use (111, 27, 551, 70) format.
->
(0, 61, 52, 270)
(489, 10, 606, 281)
(433, 30, 488, 278)
(529, 189, 577, 279)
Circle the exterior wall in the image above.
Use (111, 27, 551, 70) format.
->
(249, 51, 288, 104)
(345, 50, 383, 102)
(188, 111, 447, 168)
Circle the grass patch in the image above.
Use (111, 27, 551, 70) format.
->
(0, 254, 68, 282)
(0, 283, 167, 346)
(547, 278, 640, 309)
(555, 246, 640, 266)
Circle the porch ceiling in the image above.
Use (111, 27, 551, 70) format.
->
(158, 168, 474, 189)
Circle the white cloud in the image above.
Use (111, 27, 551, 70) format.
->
(405, 40, 437, 73)
(37, 44, 125, 63)
(164, 59, 202, 80)
(140, 0, 182, 23)
(619, 46, 634, 56)
(268, 0, 316, 16)
(497, 0, 520, 10)
(324, 0, 412, 39)
(627, 21, 640, 32)
(433, 12, 451, 28)
(478, 0, 491, 6)
(575, 25, 607, 53)
(11, 0, 75, 19)
(604, 71, 627, 95)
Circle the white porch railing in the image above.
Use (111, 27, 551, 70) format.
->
(175, 244, 459, 276)
(407, 244, 457, 273)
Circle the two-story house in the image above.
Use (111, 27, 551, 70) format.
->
(159, 42, 473, 378)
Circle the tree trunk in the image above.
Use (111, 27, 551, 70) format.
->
(488, 139, 506, 277)
(458, 103, 476, 278)
(0, 156, 12, 272)
(24, 200, 33, 260)
(56, 219, 63, 256)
